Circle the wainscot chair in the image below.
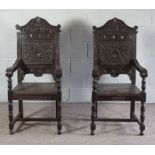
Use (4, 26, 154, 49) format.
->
(90, 18, 148, 136)
(5, 17, 62, 135)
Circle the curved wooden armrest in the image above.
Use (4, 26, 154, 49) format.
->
(6, 59, 21, 77)
(132, 59, 148, 78)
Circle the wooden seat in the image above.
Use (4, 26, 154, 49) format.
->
(90, 18, 148, 136)
(97, 84, 141, 100)
(13, 83, 58, 100)
(5, 17, 62, 135)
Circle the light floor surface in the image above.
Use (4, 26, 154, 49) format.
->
(0, 102, 154, 145)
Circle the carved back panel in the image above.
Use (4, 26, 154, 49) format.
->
(16, 17, 61, 78)
(93, 18, 138, 82)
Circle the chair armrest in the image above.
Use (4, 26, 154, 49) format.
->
(132, 59, 148, 78)
(6, 59, 21, 77)
(92, 66, 100, 78)
(54, 66, 62, 78)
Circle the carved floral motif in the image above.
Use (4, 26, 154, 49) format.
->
(22, 42, 54, 64)
(98, 41, 131, 65)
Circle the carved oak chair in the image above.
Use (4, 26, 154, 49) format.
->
(5, 17, 62, 135)
(90, 18, 148, 136)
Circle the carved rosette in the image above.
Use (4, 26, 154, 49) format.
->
(22, 42, 54, 64)
(98, 41, 131, 65)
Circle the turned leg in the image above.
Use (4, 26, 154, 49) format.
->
(56, 76, 62, 135)
(7, 75, 14, 135)
(130, 101, 135, 119)
(95, 101, 98, 119)
(140, 100, 145, 136)
(56, 100, 58, 119)
(91, 76, 97, 135)
(8, 100, 14, 135)
(18, 100, 23, 118)
(90, 101, 96, 135)
(139, 77, 146, 136)
(57, 100, 62, 135)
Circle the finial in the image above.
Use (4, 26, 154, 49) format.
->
(93, 26, 96, 30)
(113, 17, 118, 23)
(36, 16, 40, 22)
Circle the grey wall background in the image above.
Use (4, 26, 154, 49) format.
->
(0, 9, 154, 103)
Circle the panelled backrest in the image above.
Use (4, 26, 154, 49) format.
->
(16, 17, 60, 77)
(94, 18, 138, 80)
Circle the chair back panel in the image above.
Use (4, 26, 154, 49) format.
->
(16, 17, 60, 76)
(97, 41, 131, 66)
(21, 41, 54, 65)
(93, 18, 138, 80)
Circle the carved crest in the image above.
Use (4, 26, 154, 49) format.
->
(93, 17, 138, 34)
(16, 16, 60, 33)
(16, 17, 60, 40)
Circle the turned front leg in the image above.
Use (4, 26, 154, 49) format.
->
(90, 77, 97, 135)
(8, 76, 14, 135)
(91, 101, 96, 135)
(56, 77, 62, 135)
(140, 100, 145, 135)
(140, 77, 146, 136)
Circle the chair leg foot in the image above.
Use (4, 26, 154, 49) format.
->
(140, 101, 145, 136)
(140, 124, 145, 136)
(9, 130, 14, 135)
(90, 130, 95, 136)
(90, 122, 96, 135)
(57, 123, 62, 135)
(140, 131, 144, 136)
(57, 130, 62, 135)
(90, 101, 96, 136)
(9, 121, 14, 135)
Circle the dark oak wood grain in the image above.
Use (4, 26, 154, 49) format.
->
(6, 17, 62, 135)
(91, 18, 148, 136)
